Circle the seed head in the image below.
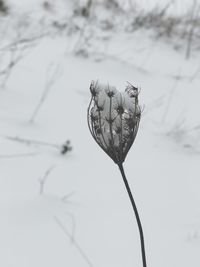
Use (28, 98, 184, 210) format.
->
(105, 85, 117, 98)
(90, 80, 100, 97)
(87, 81, 141, 164)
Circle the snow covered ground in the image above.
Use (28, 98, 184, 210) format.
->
(0, 1, 200, 267)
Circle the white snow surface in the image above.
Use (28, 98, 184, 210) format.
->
(0, 1, 200, 267)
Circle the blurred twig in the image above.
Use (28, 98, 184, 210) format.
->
(0, 46, 24, 89)
(186, 0, 200, 59)
(64, 211, 76, 243)
(39, 165, 55, 195)
(1, 135, 72, 154)
(0, 32, 41, 90)
(29, 63, 62, 123)
(54, 216, 94, 267)
(0, 152, 39, 159)
(2, 135, 60, 148)
(161, 69, 181, 123)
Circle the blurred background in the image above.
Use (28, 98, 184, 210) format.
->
(0, 1, 199, 267)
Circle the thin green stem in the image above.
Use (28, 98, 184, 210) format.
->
(118, 163, 147, 267)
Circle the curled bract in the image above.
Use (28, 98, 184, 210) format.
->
(87, 81, 141, 164)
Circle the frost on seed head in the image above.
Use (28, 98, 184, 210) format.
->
(88, 81, 141, 164)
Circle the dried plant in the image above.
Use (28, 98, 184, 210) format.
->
(0, 0, 8, 15)
(2, 135, 72, 155)
(87, 81, 147, 267)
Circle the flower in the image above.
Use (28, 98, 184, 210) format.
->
(87, 81, 141, 164)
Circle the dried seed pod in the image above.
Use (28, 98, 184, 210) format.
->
(87, 81, 141, 164)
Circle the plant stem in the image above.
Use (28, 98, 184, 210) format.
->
(118, 163, 147, 267)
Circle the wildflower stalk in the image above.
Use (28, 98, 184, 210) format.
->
(88, 81, 147, 267)
(118, 163, 147, 267)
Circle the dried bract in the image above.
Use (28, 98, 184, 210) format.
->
(87, 81, 141, 164)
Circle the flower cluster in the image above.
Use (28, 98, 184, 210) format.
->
(87, 81, 141, 164)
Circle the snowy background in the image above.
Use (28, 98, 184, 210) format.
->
(0, 0, 200, 266)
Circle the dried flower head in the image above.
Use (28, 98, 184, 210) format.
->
(87, 81, 141, 164)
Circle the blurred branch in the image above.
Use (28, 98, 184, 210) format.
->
(0, 33, 45, 52)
